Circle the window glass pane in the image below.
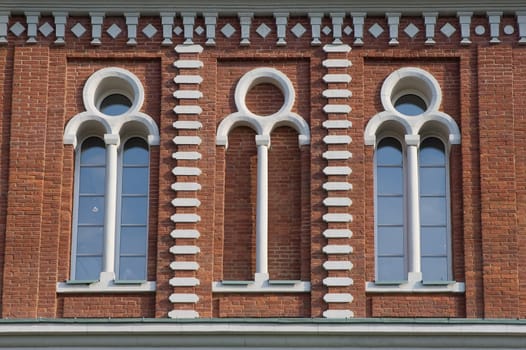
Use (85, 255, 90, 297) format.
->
(121, 197, 148, 225)
(122, 167, 149, 194)
(420, 197, 447, 226)
(80, 138, 106, 164)
(421, 227, 448, 256)
(119, 257, 146, 280)
(420, 167, 446, 196)
(100, 94, 132, 116)
(78, 196, 105, 225)
(377, 226, 404, 255)
(377, 167, 403, 195)
(377, 138, 402, 165)
(77, 227, 104, 255)
(419, 138, 445, 165)
(422, 256, 449, 281)
(377, 257, 406, 281)
(79, 167, 106, 194)
(120, 226, 147, 255)
(377, 196, 404, 225)
(75, 256, 102, 281)
(394, 94, 427, 116)
(123, 138, 149, 165)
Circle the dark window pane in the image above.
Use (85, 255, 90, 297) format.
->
(394, 94, 427, 116)
(122, 167, 149, 195)
(80, 138, 106, 164)
(420, 197, 447, 226)
(120, 226, 147, 255)
(421, 227, 448, 256)
(79, 167, 106, 194)
(119, 257, 147, 280)
(123, 138, 149, 165)
(78, 196, 105, 225)
(377, 257, 406, 281)
(420, 167, 446, 196)
(419, 138, 445, 165)
(377, 138, 403, 165)
(75, 256, 102, 280)
(422, 256, 449, 281)
(100, 94, 132, 116)
(77, 227, 104, 255)
(121, 197, 148, 225)
(377, 226, 405, 255)
(377, 196, 404, 225)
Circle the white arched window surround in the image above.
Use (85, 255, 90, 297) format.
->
(365, 67, 464, 293)
(58, 67, 159, 293)
(214, 67, 310, 293)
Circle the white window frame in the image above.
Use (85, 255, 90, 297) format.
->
(214, 67, 310, 293)
(59, 67, 159, 293)
(365, 67, 464, 293)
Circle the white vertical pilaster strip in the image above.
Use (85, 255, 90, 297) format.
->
(309, 12, 323, 46)
(274, 12, 289, 46)
(351, 12, 366, 46)
(405, 135, 421, 276)
(25, 12, 39, 43)
(125, 12, 139, 45)
(0, 11, 8, 44)
(204, 12, 217, 46)
(255, 135, 270, 275)
(182, 12, 196, 44)
(239, 12, 253, 46)
(90, 12, 104, 45)
(423, 12, 437, 45)
(330, 12, 345, 44)
(160, 12, 175, 46)
(487, 11, 502, 44)
(53, 12, 67, 45)
(103, 134, 119, 274)
(457, 12, 473, 45)
(386, 12, 400, 46)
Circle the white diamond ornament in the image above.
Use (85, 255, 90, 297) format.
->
(368, 23, 384, 38)
(440, 23, 456, 38)
(142, 24, 157, 38)
(221, 23, 236, 38)
(10, 22, 25, 37)
(39, 22, 54, 37)
(404, 23, 419, 38)
(195, 26, 204, 35)
(291, 23, 306, 38)
(173, 26, 183, 35)
(256, 23, 271, 38)
(322, 26, 332, 35)
(343, 26, 353, 35)
(71, 23, 86, 38)
(107, 23, 122, 39)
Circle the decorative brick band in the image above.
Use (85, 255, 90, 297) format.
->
(321, 43, 354, 319)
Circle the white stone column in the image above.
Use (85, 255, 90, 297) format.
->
(103, 134, 119, 275)
(405, 135, 421, 280)
(255, 135, 270, 277)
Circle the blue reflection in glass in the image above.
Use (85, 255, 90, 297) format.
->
(394, 94, 427, 116)
(100, 94, 132, 116)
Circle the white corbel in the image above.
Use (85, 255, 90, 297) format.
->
(0, 11, 9, 44)
(457, 12, 472, 45)
(516, 11, 526, 44)
(386, 12, 400, 46)
(90, 12, 104, 45)
(274, 12, 288, 46)
(309, 12, 323, 45)
(330, 12, 345, 44)
(182, 12, 196, 44)
(160, 12, 175, 46)
(423, 12, 437, 45)
(25, 11, 39, 43)
(53, 12, 67, 45)
(204, 12, 217, 46)
(125, 12, 139, 45)
(351, 12, 366, 46)
(487, 11, 502, 44)
(239, 12, 253, 46)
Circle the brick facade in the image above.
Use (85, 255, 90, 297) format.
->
(0, 8, 524, 321)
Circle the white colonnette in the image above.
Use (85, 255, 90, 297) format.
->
(321, 44, 354, 319)
(169, 44, 204, 319)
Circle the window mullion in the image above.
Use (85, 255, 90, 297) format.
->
(405, 135, 422, 280)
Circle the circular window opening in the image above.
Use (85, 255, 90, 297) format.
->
(99, 94, 132, 116)
(394, 94, 427, 116)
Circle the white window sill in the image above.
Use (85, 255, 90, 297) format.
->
(56, 272, 156, 293)
(212, 273, 311, 293)
(366, 280, 465, 293)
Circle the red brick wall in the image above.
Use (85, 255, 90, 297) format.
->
(0, 13, 523, 319)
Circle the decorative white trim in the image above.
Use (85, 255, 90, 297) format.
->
(171, 198, 201, 207)
(366, 281, 465, 293)
(89, 12, 104, 45)
(57, 272, 156, 293)
(173, 136, 202, 145)
(173, 121, 203, 129)
(172, 167, 202, 176)
(457, 12, 473, 44)
(308, 12, 322, 45)
(322, 244, 353, 254)
(323, 135, 352, 144)
(170, 261, 200, 270)
(322, 182, 353, 191)
(170, 245, 200, 255)
(323, 104, 352, 114)
(173, 90, 203, 99)
(274, 12, 288, 45)
(323, 309, 354, 318)
(323, 167, 352, 176)
(173, 60, 204, 69)
(323, 74, 352, 84)
(239, 12, 253, 45)
(330, 13, 345, 44)
(351, 12, 366, 45)
(169, 293, 199, 303)
(204, 12, 217, 45)
(324, 293, 354, 303)
(160, 12, 174, 45)
(322, 59, 352, 68)
(124, 12, 139, 45)
(172, 151, 202, 160)
(323, 229, 353, 238)
(52, 11, 67, 44)
(213, 276, 311, 293)
(174, 75, 203, 84)
(0, 12, 8, 44)
(323, 196, 352, 206)
(323, 213, 353, 223)
(181, 12, 196, 44)
(386, 12, 400, 45)
(487, 11, 502, 43)
(322, 151, 352, 160)
(170, 214, 201, 223)
(323, 261, 353, 270)
(170, 229, 200, 239)
(25, 11, 39, 43)
(169, 277, 200, 287)
(323, 120, 352, 129)
(175, 44, 203, 53)
(423, 12, 437, 45)
(323, 89, 352, 98)
(517, 11, 526, 43)
(173, 105, 203, 114)
(168, 310, 199, 319)
(171, 182, 201, 191)
(323, 277, 353, 286)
